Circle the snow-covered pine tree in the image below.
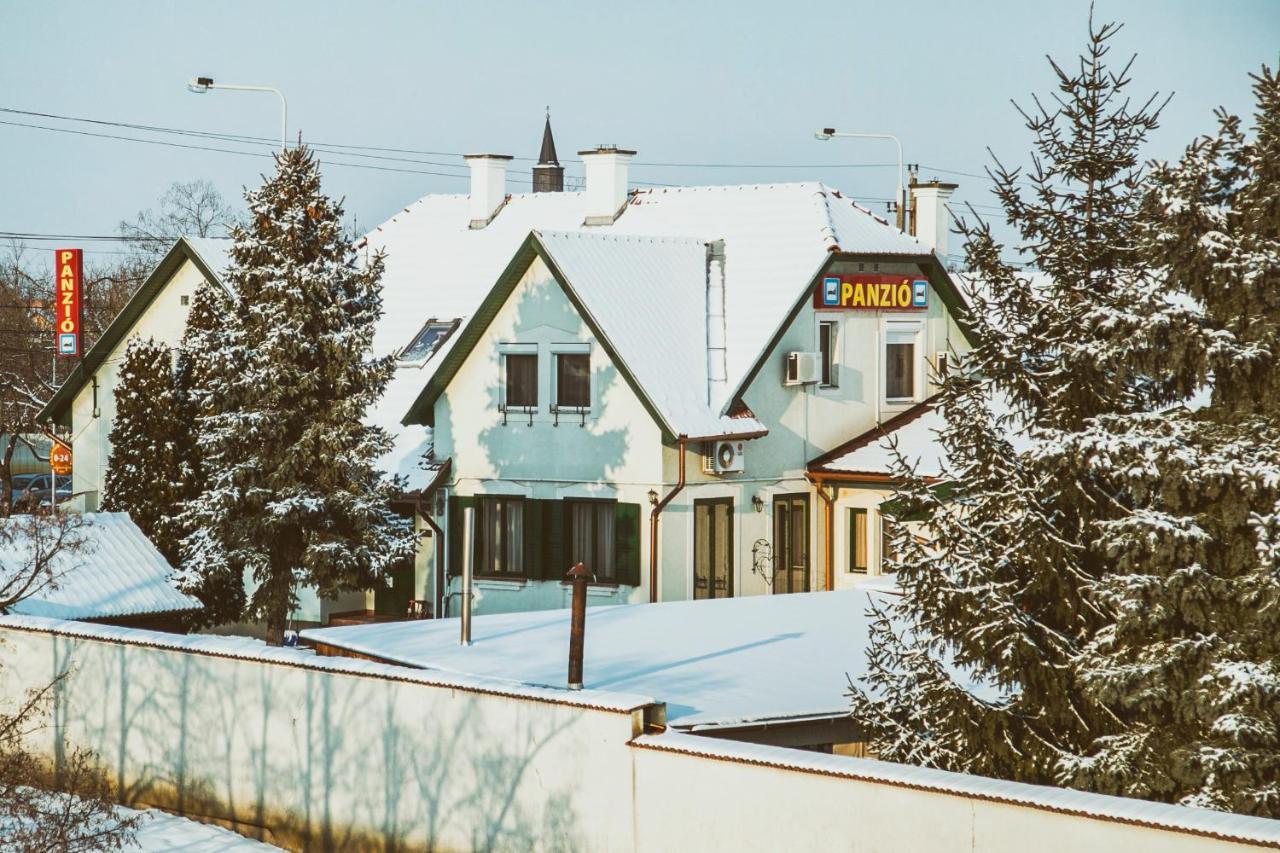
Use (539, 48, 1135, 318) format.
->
(1053, 67, 1280, 817)
(102, 336, 190, 565)
(178, 145, 416, 641)
(849, 15, 1171, 783)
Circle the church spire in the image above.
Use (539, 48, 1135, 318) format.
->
(533, 108, 565, 193)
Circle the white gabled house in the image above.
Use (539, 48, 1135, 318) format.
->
(40, 118, 973, 626)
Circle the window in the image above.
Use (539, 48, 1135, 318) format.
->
(566, 500, 617, 581)
(503, 353, 538, 409)
(848, 508, 867, 573)
(885, 323, 919, 402)
(401, 319, 459, 362)
(180, 294, 190, 306)
(819, 320, 839, 387)
(476, 496, 524, 576)
(555, 353, 590, 409)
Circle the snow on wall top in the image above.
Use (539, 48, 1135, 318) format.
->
(1, 513, 201, 621)
(635, 731, 1280, 849)
(0, 613, 656, 714)
(301, 588, 913, 729)
(535, 229, 765, 438)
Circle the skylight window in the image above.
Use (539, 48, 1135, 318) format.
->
(400, 319, 459, 363)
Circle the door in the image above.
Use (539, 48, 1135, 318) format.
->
(772, 494, 809, 594)
(694, 498, 734, 600)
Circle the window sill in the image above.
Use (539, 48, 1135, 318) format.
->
(473, 577, 528, 590)
(558, 580, 625, 593)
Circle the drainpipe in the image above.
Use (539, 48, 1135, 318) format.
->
(420, 502, 445, 619)
(807, 473, 836, 591)
(648, 436, 688, 603)
(460, 504, 474, 645)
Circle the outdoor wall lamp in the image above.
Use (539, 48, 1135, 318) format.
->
(752, 494, 764, 513)
(648, 489, 659, 506)
(435, 491, 446, 516)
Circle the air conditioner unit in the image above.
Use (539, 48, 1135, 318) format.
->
(704, 440, 747, 475)
(785, 351, 821, 385)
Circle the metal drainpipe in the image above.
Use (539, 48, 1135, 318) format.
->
(648, 436, 687, 604)
(808, 474, 836, 591)
(419, 500, 445, 619)
(460, 504, 474, 645)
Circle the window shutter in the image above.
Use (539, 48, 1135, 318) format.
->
(447, 495, 474, 577)
(615, 502, 641, 586)
(523, 499, 544, 579)
(542, 499, 566, 580)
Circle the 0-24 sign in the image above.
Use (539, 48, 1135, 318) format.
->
(54, 248, 83, 357)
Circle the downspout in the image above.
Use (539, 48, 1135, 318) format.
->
(807, 473, 836, 591)
(419, 501, 445, 619)
(649, 436, 687, 603)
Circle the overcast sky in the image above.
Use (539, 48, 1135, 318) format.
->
(2, 1, 1277, 263)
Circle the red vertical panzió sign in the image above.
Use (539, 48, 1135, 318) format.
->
(54, 248, 82, 357)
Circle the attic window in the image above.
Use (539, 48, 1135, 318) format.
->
(400, 319, 459, 363)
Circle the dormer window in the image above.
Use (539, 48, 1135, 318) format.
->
(400, 318, 459, 363)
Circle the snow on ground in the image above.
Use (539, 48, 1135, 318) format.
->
(1, 792, 282, 852)
(303, 588, 912, 729)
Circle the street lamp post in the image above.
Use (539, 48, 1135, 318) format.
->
(188, 76, 288, 151)
(814, 127, 906, 232)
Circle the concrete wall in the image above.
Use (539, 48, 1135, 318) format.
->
(1, 620, 1271, 853)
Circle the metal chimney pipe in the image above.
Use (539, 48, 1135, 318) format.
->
(567, 562, 591, 689)
(460, 504, 474, 646)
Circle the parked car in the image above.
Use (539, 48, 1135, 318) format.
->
(10, 473, 72, 510)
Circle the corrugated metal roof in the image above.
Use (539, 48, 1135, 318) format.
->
(535, 230, 764, 438)
(2, 513, 201, 621)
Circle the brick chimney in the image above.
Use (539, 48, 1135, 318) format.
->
(464, 153, 512, 228)
(578, 145, 635, 226)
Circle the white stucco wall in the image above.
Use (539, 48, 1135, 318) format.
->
(431, 255, 664, 612)
(66, 258, 209, 511)
(1, 622, 1268, 853)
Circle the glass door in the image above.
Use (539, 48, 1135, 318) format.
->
(694, 498, 734, 600)
(772, 494, 809, 594)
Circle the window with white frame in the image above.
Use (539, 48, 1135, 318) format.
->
(552, 344, 591, 411)
(500, 344, 538, 411)
(884, 321, 922, 403)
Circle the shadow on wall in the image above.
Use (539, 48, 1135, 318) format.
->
(44, 634, 589, 852)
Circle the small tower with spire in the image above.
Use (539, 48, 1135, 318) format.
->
(533, 108, 565, 193)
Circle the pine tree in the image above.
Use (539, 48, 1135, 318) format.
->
(176, 146, 416, 642)
(101, 336, 190, 565)
(1053, 67, 1280, 816)
(850, 15, 1172, 784)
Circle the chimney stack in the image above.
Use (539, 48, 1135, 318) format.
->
(464, 154, 512, 228)
(706, 240, 727, 406)
(909, 179, 958, 259)
(578, 145, 636, 225)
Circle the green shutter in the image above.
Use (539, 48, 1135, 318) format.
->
(543, 500, 566, 580)
(522, 499, 543, 579)
(615, 502, 641, 586)
(447, 495, 474, 577)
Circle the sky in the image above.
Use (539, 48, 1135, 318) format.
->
(1, 1, 1277, 265)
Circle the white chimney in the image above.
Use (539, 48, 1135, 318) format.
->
(578, 146, 636, 225)
(910, 180, 958, 259)
(464, 154, 512, 228)
(706, 240, 727, 406)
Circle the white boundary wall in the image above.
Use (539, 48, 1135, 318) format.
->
(1, 617, 1277, 852)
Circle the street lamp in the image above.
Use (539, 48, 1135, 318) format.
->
(188, 76, 288, 151)
(815, 127, 906, 232)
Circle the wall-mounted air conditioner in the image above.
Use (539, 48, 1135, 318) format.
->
(704, 440, 747, 475)
(785, 352, 821, 385)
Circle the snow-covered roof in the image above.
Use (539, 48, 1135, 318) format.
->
(1, 513, 201, 621)
(535, 230, 766, 438)
(183, 236, 233, 280)
(811, 399, 948, 479)
(363, 182, 931, 419)
(302, 588, 903, 729)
